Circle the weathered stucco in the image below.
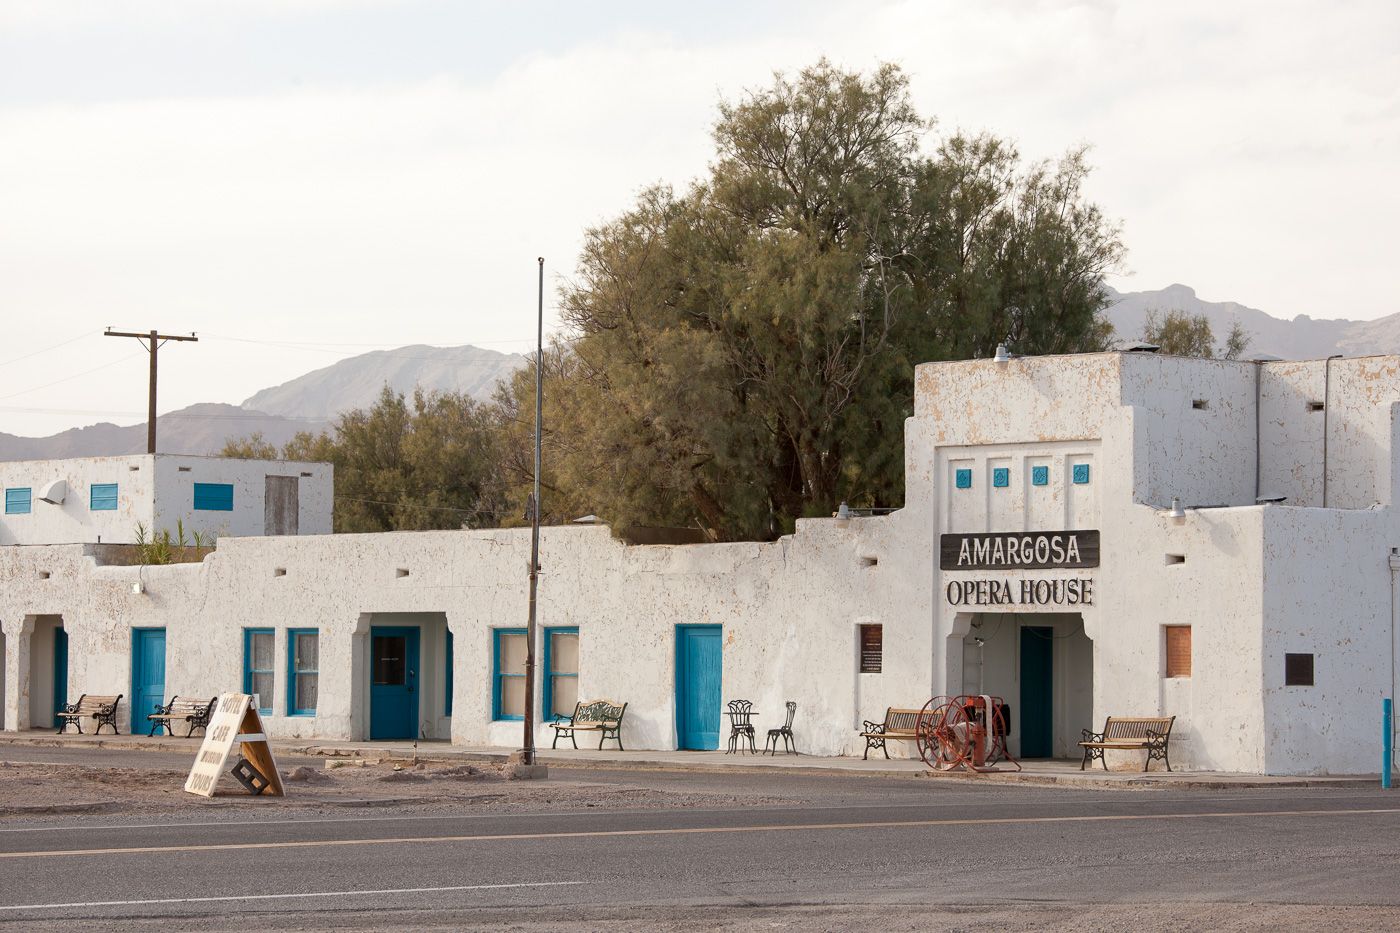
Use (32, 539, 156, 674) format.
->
(2, 351, 1397, 774)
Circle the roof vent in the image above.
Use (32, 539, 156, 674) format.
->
(37, 479, 67, 505)
(1124, 342, 1160, 353)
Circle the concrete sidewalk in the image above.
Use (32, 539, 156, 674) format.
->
(0, 730, 1380, 789)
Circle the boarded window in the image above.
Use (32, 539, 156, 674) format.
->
(1285, 653, 1314, 686)
(193, 482, 233, 511)
(1165, 626, 1191, 678)
(859, 624, 883, 673)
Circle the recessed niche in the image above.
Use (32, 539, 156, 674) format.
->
(38, 570, 51, 580)
(1165, 554, 1186, 566)
(1192, 399, 1209, 410)
(177, 466, 191, 472)
(860, 556, 878, 568)
(300, 472, 313, 478)
(131, 465, 143, 471)
(1308, 401, 1325, 412)
(273, 567, 287, 577)
(396, 568, 411, 578)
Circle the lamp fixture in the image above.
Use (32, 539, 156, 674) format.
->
(1168, 497, 1186, 522)
(993, 344, 1010, 363)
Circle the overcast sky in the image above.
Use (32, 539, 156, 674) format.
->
(2, 0, 1396, 437)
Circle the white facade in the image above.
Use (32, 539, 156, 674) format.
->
(2, 352, 1397, 775)
(0, 455, 333, 545)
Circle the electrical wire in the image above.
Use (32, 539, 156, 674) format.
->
(0, 353, 144, 402)
(0, 331, 95, 368)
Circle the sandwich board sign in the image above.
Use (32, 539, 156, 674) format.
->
(184, 693, 285, 797)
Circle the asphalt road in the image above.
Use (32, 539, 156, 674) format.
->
(3, 757, 1400, 930)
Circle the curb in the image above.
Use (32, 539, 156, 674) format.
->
(0, 735, 1377, 790)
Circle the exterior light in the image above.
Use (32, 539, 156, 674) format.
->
(994, 344, 1010, 363)
(1168, 497, 1186, 522)
(836, 502, 852, 521)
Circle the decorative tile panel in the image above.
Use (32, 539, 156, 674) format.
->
(1072, 463, 1091, 485)
(1031, 466, 1049, 487)
(992, 468, 1009, 488)
(955, 468, 972, 490)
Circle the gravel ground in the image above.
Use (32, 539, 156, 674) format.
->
(0, 759, 791, 819)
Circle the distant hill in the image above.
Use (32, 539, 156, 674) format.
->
(0, 404, 326, 460)
(0, 344, 526, 461)
(4, 297, 1399, 463)
(1103, 284, 1400, 359)
(242, 344, 525, 421)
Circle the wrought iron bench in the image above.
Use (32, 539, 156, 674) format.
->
(550, 699, 627, 750)
(56, 694, 123, 735)
(859, 707, 925, 760)
(147, 696, 216, 737)
(1079, 715, 1176, 771)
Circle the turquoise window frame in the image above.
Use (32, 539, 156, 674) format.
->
(492, 628, 527, 721)
(445, 630, 454, 716)
(287, 628, 319, 716)
(543, 626, 579, 720)
(243, 628, 274, 714)
(1031, 466, 1049, 487)
(1072, 463, 1091, 485)
(193, 482, 234, 511)
(90, 483, 118, 511)
(4, 487, 31, 514)
(955, 469, 972, 490)
(992, 468, 1010, 488)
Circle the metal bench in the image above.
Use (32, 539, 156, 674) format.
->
(1079, 716, 1176, 771)
(56, 694, 123, 735)
(147, 696, 216, 737)
(859, 707, 925, 760)
(550, 699, 627, 750)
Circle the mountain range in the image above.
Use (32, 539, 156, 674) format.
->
(2, 285, 1396, 461)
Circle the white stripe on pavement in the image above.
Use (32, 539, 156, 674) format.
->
(0, 880, 585, 912)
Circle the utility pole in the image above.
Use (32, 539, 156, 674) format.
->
(522, 258, 544, 767)
(104, 328, 198, 454)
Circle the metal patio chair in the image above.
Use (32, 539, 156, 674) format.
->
(764, 701, 798, 755)
(726, 699, 757, 754)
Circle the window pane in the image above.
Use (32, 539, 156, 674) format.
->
(551, 632, 578, 674)
(499, 632, 526, 675)
(295, 633, 319, 672)
(251, 672, 273, 710)
(552, 675, 578, 717)
(500, 676, 525, 717)
(251, 632, 273, 671)
(295, 673, 318, 712)
(372, 636, 405, 685)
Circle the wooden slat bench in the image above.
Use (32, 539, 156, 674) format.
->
(550, 699, 627, 750)
(1079, 716, 1176, 772)
(147, 696, 216, 737)
(56, 694, 123, 735)
(859, 707, 926, 760)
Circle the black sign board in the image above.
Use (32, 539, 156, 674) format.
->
(940, 530, 1099, 571)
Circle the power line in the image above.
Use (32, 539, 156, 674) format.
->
(0, 331, 95, 368)
(0, 353, 145, 402)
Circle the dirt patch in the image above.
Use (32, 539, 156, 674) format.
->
(0, 759, 790, 821)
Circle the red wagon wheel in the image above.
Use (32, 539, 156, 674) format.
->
(916, 697, 953, 769)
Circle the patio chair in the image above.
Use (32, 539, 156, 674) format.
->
(764, 701, 798, 755)
(726, 699, 757, 754)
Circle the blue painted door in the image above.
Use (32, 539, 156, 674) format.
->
(370, 626, 420, 740)
(675, 625, 721, 750)
(131, 629, 167, 733)
(52, 628, 68, 728)
(1020, 626, 1054, 757)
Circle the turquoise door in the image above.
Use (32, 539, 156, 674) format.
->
(675, 625, 721, 750)
(52, 628, 68, 728)
(131, 629, 167, 733)
(1020, 626, 1054, 757)
(370, 626, 419, 740)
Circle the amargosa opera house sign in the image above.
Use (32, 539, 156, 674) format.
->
(940, 530, 1098, 608)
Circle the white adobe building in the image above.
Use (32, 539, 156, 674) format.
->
(1, 351, 1396, 775)
(0, 454, 333, 545)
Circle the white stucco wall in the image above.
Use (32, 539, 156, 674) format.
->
(2, 351, 1397, 775)
(0, 455, 332, 545)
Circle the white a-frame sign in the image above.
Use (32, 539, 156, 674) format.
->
(184, 693, 286, 797)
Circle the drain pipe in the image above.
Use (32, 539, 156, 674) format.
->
(1323, 355, 1342, 507)
(1254, 360, 1263, 501)
(1390, 549, 1399, 778)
